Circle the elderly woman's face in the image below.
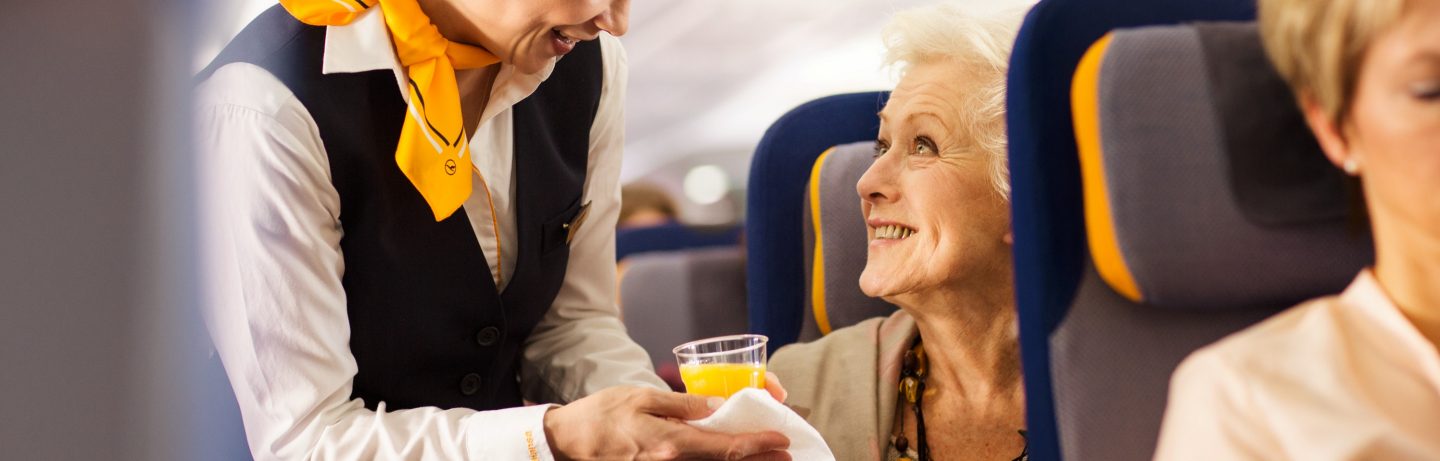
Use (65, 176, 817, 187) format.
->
(857, 60, 1011, 300)
(438, 0, 629, 74)
(1342, 0, 1440, 239)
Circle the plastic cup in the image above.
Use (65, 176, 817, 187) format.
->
(671, 334, 769, 398)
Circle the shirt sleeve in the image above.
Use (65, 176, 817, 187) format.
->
(1153, 347, 1283, 461)
(197, 63, 556, 461)
(519, 33, 669, 403)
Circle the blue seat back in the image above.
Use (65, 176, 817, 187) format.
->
(616, 222, 742, 262)
(745, 92, 890, 350)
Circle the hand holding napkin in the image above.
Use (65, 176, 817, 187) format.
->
(687, 388, 836, 460)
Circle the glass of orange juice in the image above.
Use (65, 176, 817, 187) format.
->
(672, 334, 768, 399)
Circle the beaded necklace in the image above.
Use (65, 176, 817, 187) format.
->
(890, 337, 1030, 461)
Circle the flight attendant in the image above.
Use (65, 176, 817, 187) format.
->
(194, 0, 789, 459)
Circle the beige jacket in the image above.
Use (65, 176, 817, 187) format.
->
(769, 310, 918, 461)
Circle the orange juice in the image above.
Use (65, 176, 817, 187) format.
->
(679, 363, 766, 398)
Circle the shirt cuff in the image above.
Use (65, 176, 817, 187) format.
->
(465, 404, 559, 461)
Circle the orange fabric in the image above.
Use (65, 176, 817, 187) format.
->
(280, 0, 500, 221)
(1072, 33, 1143, 302)
(808, 147, 836, 335)
(472, 165, 504, 288)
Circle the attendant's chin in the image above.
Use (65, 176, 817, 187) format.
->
(514, 60, 544, 76)
(512, 54, 550, 76)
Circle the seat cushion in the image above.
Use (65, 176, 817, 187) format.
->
(1072, 23, 1372, 311)
(799, 141, 898, 342)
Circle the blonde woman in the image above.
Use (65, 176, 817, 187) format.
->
(1155, 0, 1440, 459)
(768, 1, 1033, 460)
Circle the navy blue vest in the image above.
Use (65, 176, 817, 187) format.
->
(199, 6, 599, 411)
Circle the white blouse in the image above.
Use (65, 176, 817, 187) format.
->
(1155, 270, 1440, 460)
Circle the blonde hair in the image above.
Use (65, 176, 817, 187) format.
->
(1258, 0, 1407, 124)
(881, 0, 1032, 201)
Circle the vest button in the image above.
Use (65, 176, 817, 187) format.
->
(475, 326, 501, 346)
(460, 373, 482, 396)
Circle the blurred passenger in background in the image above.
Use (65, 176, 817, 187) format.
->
(620, 182, 681, 229)
(1156, 0, 1440, 458)
(615, 183, 745, 261)
(768, 1, 1032, 460)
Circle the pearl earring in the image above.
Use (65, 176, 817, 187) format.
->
(1342, 158, 1359, 175)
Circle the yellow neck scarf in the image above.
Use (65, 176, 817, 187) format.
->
(281, 0, 499, 221)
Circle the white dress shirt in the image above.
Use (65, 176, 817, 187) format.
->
(1155, 270, 1440, 460)
(196, 8, 665, 460)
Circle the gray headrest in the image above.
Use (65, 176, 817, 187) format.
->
(1075, 22, 1373, 310)
(801, 141, 897, 338)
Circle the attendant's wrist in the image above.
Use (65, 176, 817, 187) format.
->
(542, 406, 571, 461)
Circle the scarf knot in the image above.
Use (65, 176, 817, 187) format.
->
(281, 0, 499, 220)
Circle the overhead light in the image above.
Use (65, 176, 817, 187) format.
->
(683, 165, 729, 205)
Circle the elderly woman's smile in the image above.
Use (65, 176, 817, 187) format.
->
(868, 219, 917, 242)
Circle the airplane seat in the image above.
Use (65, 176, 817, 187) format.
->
(1011, 6, 1375, 460)
(615, 222, 743, 262)
(1009, 2, 1255, 458)
(746, 91, 891, 351)
(796, 141, 898, 343)
(618, 246, 749, 390)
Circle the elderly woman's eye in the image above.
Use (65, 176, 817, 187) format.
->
(873, 141, 890, 158)
(913, 137, 938, 155)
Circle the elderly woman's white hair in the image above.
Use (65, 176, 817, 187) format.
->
(881, 0, 1032, 200)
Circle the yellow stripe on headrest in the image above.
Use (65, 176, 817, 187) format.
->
(809, 147, 836, 335)
(1073, 33, 1143, 303)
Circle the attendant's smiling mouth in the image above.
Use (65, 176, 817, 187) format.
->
(551, 29, 578, 45)
(548, 28, 583, 56)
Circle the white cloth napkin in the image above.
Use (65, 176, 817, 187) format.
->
(687, 388, 836, 460)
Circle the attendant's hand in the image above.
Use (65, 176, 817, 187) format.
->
(763, 372, 787, 402)
(544, 386, 791, 461)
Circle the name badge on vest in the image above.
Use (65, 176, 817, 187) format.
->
(564, 201, 592, 245)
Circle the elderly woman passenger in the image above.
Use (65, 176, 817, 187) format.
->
(1155, 0, 1440, 458)
(768, 2, 1032, 460)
